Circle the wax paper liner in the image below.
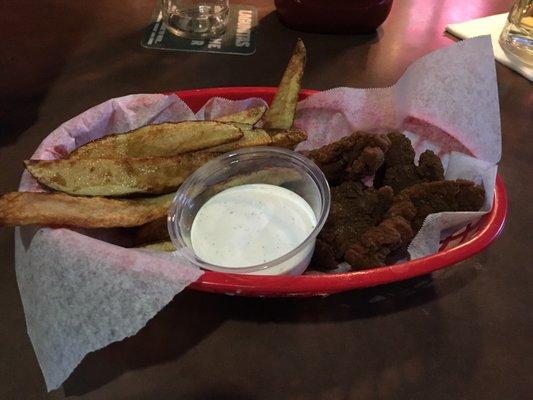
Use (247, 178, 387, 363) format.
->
(15, 36, 500, 391)
(294, 36, 500, 259)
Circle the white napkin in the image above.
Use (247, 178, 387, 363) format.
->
(446, 13, 533, 81)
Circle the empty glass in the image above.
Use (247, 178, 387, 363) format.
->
(160, 0, 229, 39)
(499, 0, 533, 65)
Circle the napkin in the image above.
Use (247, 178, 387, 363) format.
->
(446, 13, 533, 81)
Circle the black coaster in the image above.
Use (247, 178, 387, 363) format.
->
(141, 4, 257, 55)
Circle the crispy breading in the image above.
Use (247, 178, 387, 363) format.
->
(315, 181, 394, 261)
(417, 150, 445, 182)
(388, 179, 486, 232)
(345, 216, 413, 269)
(307, 133, 391, 185)
(311, 238, 340, 270)
(0, 192, 172, 228)
(345, 179, 485, 269)
(374, 132, 444, 193)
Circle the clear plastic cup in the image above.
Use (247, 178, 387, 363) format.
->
(168, 147, 331, 275)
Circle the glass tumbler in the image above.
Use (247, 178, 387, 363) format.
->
(160, 0, 229, 39)
(499, 0, 533, 65)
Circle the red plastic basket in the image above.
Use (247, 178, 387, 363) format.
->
(173, 87, 507, 297)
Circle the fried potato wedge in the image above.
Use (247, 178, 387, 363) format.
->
(199, 127, 307, 152)
(69, 121, 243, 159)
(133, 217, 169, 245)
(215, 106, 266, 125)
(269, 128, 308, 149)
(0, 192, 172, 228)
(209, 167, 303, 196)
(25, 154, 217, 196)
(200, 126, 272, 152)
(132, 167, 301, 244)
(262, 39, 306, 129)
(138, 241, 175, 252)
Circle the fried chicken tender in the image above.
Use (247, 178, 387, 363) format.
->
(417, 150, 445, 182)
(311, 181, 393, 269)
(345, 179, 486, 269)
(345, 216, 413, 269)
(312, 239, 339, 270)
(374, 132, 444, 193)
(387, 179, 486, 231)
(307, 132, 484, 272)
(307, 133, 391, 186)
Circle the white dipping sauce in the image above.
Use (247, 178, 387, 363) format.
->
(190, 184, 317, 274)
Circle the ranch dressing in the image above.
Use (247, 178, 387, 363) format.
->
(190, 183, 317, 274)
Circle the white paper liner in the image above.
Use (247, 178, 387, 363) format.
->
(14, 36, 500, 391)
(15, 227, 203, 390)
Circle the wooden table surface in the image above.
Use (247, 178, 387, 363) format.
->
(1, 1, 531, 399)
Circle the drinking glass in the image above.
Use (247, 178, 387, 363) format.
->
(160, 0, 229, 39)
(499, 0, 533, 65)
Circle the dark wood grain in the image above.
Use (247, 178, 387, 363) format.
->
(1, 0, 531, 399)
